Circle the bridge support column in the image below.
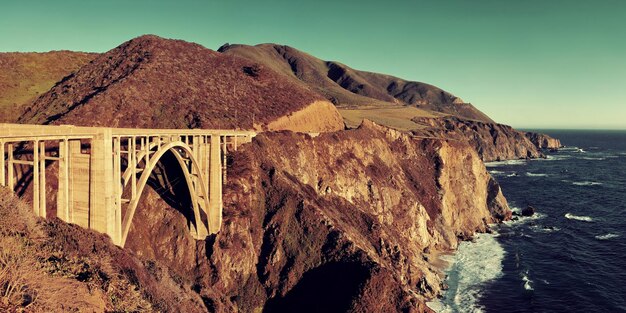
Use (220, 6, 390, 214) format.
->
(209, 135, 222, 233)
(89, 129, 119, 245)
(57, 139, 70, 222)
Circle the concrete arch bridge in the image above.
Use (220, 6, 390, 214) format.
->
(0, 124, 255, 246)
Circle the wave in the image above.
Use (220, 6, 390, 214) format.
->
(507, 172, 518, 177)
(595, 233, 619, 240)
(521, 271, 533, 291)
(525, 172, 548, 177)
(572, 181, 603, 186)
(580, 157, 605, 161)
(485, 159, 527, 167)
(488, 170, 504, 175)
(541, 155, 572, 161)
(564, 213, 594, 222)
(426, 233, 505, 313)
(505, 207, 546, 226)
(560, 146, 585, 153)
(530, 225, 560, 233)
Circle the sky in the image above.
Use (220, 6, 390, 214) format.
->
(1, 0, 625, 129)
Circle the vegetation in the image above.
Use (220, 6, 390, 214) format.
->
(0, 188, 205, 312)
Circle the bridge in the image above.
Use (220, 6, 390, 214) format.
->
(0, 123, 255, 247)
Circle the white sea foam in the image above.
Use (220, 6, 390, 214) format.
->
(540, 155, 572, 161)
(565, 213, 594, 222)
(426, 233, 505, 313)
(530, 225, 560, 233)
(525, 172, 548, 177)
(485, 159, 527, 167)
(580, 157, 605, 161)
(506, 172, 518, 177)
(571, 181, 602, 186)
(595, 233, 619, 240)
(561, 146, 584, 153)
(521, 271, 534, 291)
(488, 170, 504, 175)
(504, 207, 546, 227)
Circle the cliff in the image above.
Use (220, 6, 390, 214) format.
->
(124, 121, 510, 312)
(525, 131, 562, 150)
(412, 116, 561, 162)
(1, 121, 511, 312)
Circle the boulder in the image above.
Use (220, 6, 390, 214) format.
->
(522, 205, 536, 217)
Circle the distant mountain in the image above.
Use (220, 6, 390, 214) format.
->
(0, 51, 95, 122)
(18, 35, 343, 132)
(219, 43, 494, 127)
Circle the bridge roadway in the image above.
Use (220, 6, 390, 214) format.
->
(0, 123, 256, 246)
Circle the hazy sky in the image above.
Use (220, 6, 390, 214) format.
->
(2, 0, 625, 129)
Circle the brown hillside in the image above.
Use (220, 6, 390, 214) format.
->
(219, 43, 494, 124)
(18, 35, 343, 132)
(0, 51, 95, 122)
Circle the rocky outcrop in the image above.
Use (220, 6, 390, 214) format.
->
(525, 131, 562, 150)
(412, 116, 555, 162)
(263, 100, 344, 132)
(121, 121, 509, 312)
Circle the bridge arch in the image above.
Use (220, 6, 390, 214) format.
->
(120, 141, 211, 247)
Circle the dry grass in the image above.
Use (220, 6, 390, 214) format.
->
(0, 52, 95, 122)
(0, 188, 205, 312)
(339, 105, 442, 131)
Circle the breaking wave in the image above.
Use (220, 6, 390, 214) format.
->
(427, 233, 505, 313)
(595, 233, 619, 240)
(525, 172, 548, 177)
(485, 159, 527, 167)
(572, 181, 602, 186)
(564, 213, 594, 222)
(581, 157, 605, 161)
(521, 271, 533, 291)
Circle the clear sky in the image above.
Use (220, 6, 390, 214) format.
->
(1, 0, 625, 129)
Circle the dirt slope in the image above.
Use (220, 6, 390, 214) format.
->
(0, 51, 95, 122)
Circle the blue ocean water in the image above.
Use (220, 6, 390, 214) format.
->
(432, 130, 626, 313)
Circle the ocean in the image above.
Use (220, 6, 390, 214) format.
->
(429, 130, 626, 313)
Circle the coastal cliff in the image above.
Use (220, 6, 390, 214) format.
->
(122, 121, 510, 312)
(525, 131, 562, 150)
(413, 116, 561, 162)
(0, 121, 510, 312)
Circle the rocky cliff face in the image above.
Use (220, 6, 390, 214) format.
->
(121, 121, 509, 312)
(412, 116, 561, 162)
(525, 131, 562, 150)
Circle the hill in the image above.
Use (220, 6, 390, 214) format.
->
(18, 35, 343, 132)
(0, 51, 95, 122)
(218, 43, 494, 129)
